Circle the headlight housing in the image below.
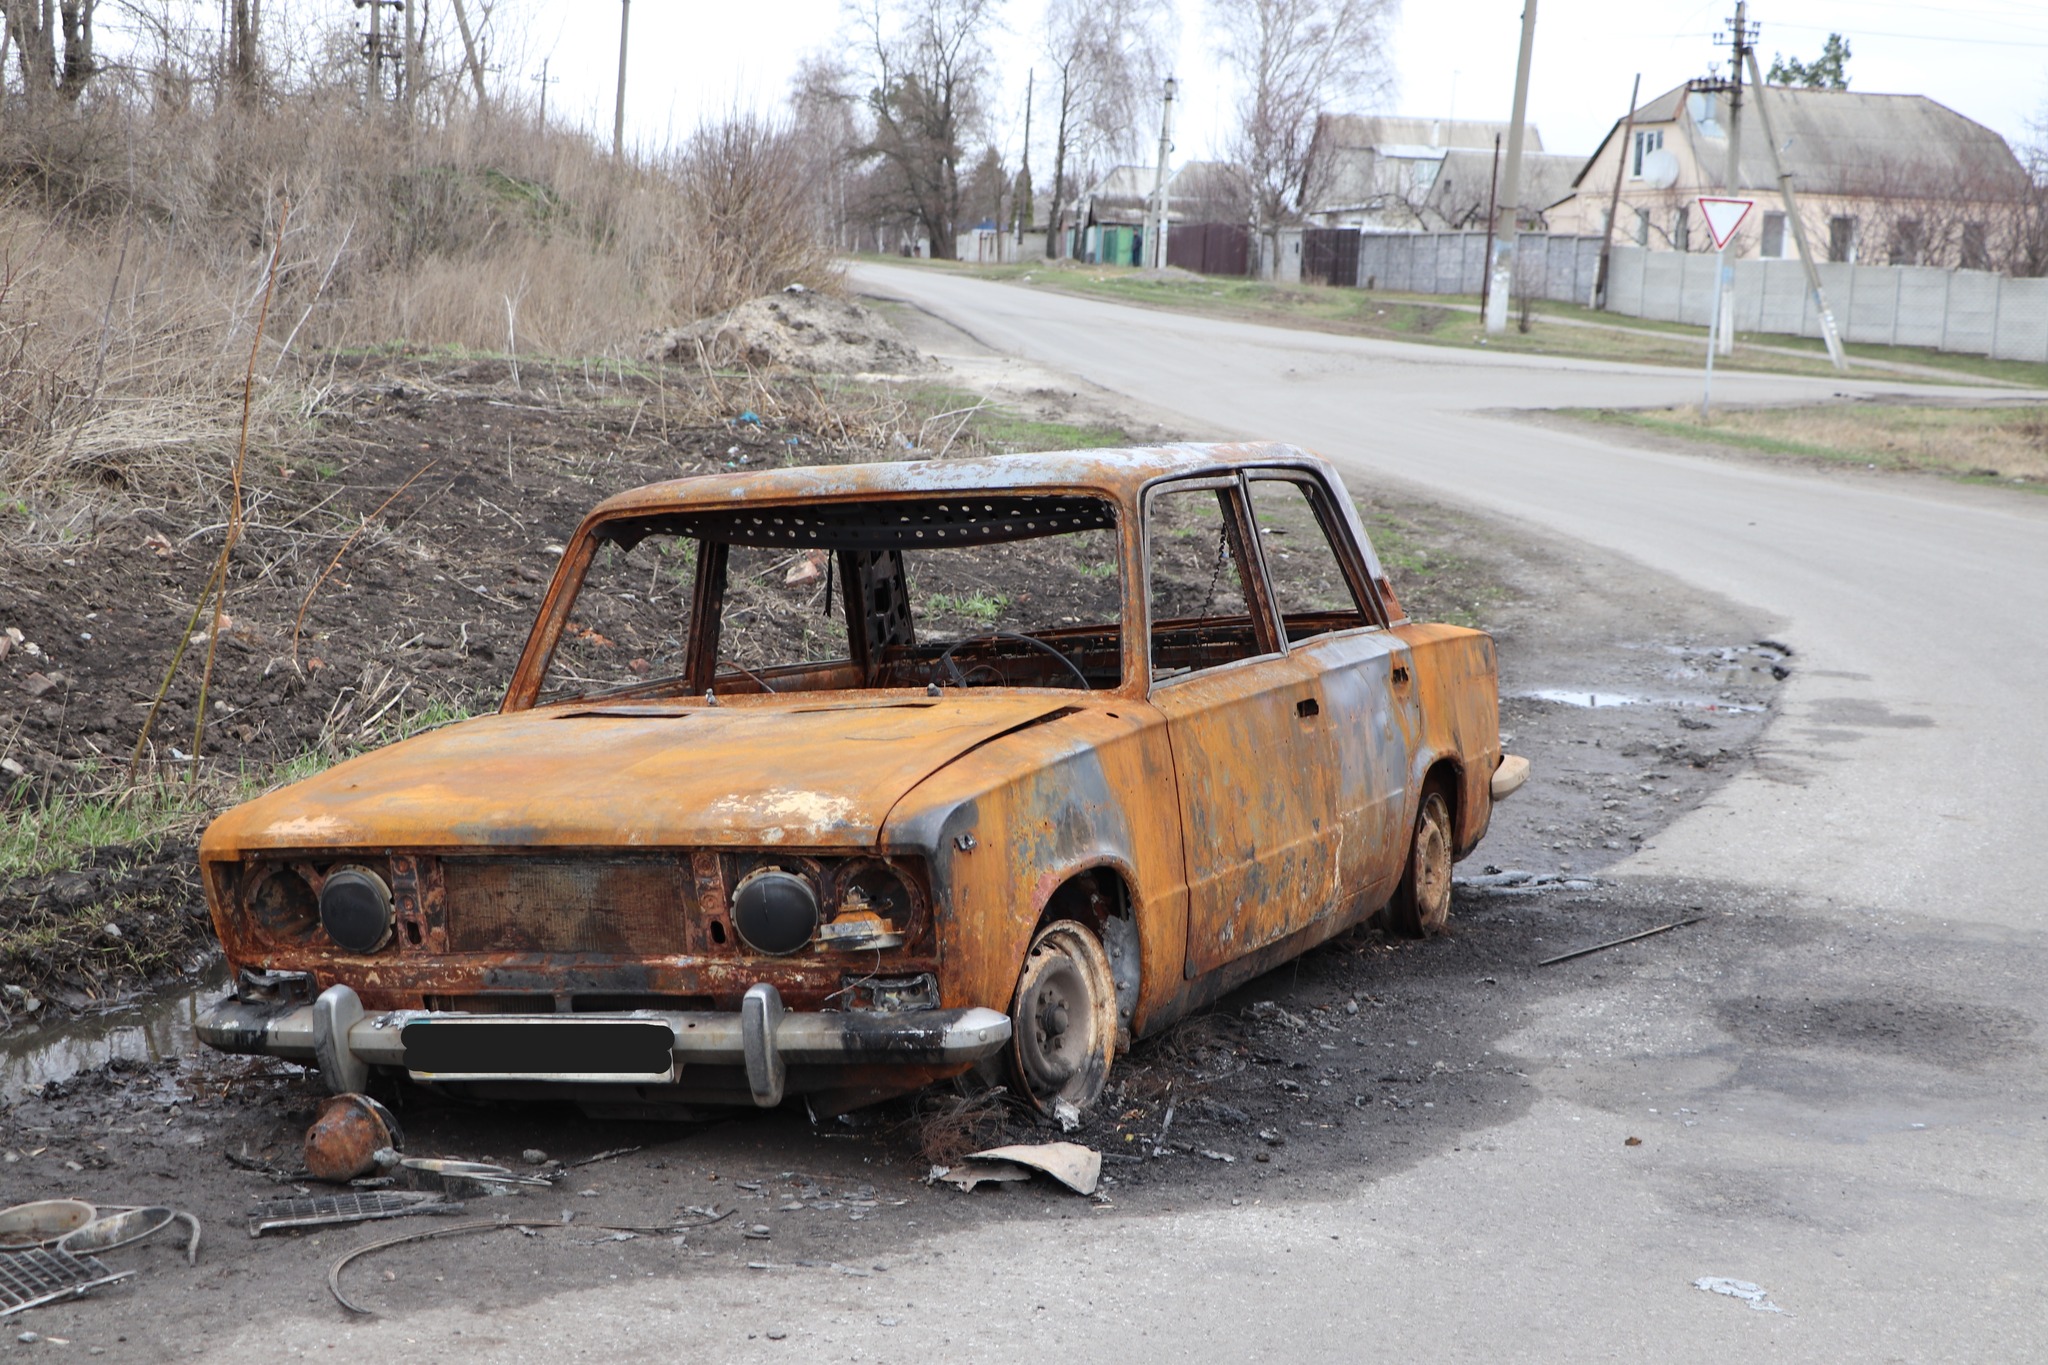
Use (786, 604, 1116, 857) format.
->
(320, 865, 394, 954)
(730, 868, 820, 955)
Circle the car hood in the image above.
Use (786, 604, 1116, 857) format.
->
(203, 696, 1077, 854)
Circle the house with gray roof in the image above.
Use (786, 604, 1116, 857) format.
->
(1547, 83, 2031, 269)
(1302, 115, 1584, 232)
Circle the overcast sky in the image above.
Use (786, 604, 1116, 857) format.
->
(503, 0, 2047, 166)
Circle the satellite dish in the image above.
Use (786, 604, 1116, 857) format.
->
(1642, 148, 1680, 189)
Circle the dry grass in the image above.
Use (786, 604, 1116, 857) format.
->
(1587, 402, 2048, 485)
(0, 97, 839, 521)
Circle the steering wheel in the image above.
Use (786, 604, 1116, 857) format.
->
(933, 632, 1092, 691)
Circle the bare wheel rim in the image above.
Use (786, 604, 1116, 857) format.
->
(1414, 791, 1453, 933)
(1008, 921, 1116, 1112)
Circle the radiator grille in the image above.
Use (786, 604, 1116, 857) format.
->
(440, 857, 692, 955)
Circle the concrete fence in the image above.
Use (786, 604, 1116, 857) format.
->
(1354, 231, 1606, 305)
(1601, 246, 2048, 364)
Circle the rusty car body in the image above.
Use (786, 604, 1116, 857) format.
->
(196, 442, 1528, 1116)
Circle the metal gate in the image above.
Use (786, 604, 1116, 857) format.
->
(1302, 229, 1360, 287)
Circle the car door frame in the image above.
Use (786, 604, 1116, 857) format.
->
(1139, 470, 1355, 980)
(1238, 462, 1423, 922)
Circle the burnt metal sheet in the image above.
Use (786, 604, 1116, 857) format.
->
(204, 696, 1076, 854)
(441, 857, 692, 955)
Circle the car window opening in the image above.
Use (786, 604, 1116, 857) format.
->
(538, 496, 1126, 702)
(1146, 483, 1269, 681)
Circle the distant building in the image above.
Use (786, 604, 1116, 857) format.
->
(1547, 83, 2031, 268)
(1066, 161, 1252, 267)
(1303, 115, 1583, 232)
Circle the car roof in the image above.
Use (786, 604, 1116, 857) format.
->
(586, 441, 1331, 518)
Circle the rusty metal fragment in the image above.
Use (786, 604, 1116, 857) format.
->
(302, 1093, 402, 1182)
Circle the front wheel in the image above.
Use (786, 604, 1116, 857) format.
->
(1006, 920, 1117, 1114)
(1386, 788, 1453, 937)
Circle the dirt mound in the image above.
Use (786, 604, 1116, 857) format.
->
(647, 287, 931, 374)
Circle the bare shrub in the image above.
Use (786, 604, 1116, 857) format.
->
(660, 113, 844, 320)
(0, 91, 840, 512)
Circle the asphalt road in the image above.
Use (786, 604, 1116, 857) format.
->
(217, 268, 2047, 1361)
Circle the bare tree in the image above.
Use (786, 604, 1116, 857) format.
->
(843, 0, 1002, 261)
(1039, 0, 1173, 258)
(5, 0, 99, 106)
(1209, 0, 1397, 255)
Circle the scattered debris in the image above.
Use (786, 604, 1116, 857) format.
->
(934, 1142, 1101, 1196)
(57, 1208, 201, 1265)
(0, 1202, 97, 1251)
(1694, 1277, 1784, 1313)
(567, 1146, 641, 1168)
(0, 1249, 133, 1318)
(1539, 917, 1704, 967)
(247, 1193, 464, 1237)
(398, 1157, 556, 1191)
(303, 1093, 403, 1182)
(328, 1210, 732, 1315)
(1454, 869, 1600, 895)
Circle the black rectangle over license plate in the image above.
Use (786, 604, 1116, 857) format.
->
(402, 1021, 674, 1077)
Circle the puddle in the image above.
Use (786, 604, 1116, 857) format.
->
(1515, 688, 1764, 714)
(1, 962, 227, 1097)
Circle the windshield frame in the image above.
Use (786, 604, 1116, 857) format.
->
(503, 485, 1146, 710)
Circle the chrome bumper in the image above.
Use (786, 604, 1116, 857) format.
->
(197, 983, 1012, 1108)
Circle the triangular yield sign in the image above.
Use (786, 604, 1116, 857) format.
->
(1698, 196, 1755, 251)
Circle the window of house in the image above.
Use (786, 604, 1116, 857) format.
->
(1146, 481, 1269, 682)
(1634, 207, 1650, 246)
(1246, 476, 1372, 642)
(1962, 222, 1990, 272)
(1890, 218, 1924, 267)
(1673, 205, 1690, 252)
(1828, 215, 1857, 263)
(1630, 128, 1664, 178)
(1761, 211, 1786, 258)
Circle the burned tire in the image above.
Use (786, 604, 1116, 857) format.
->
(1387, 788, 1454, 938)
(1006, 919, 1117, 1115)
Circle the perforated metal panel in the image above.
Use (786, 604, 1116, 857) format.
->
(0, 1248, 131, 1317)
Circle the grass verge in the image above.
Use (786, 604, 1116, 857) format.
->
(1557, 402, 2048, 490)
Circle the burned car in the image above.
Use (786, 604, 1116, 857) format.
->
(197, 443, 1527, 1117)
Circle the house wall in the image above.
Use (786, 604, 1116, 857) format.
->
(1601, 245, 2048, 361)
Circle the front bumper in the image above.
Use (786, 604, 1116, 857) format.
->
(197, 982, 1012, 1109)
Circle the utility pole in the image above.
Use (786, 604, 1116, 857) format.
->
(366, 0, 382, 103)
(1149, 76, 1177, 270)
(1017, 68, 1032, 252)
(534, 57, 556, 130)
(1594, 74, 1640, 310)
(613, 0, 631, 161)
(1479, 133, 1501, 316)
(1485, 0, 1539, 334)
(1714, 1, 1754, 354)
(1744, 46, 1847, 370)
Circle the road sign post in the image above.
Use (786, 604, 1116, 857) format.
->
(1696, 196, 1754, 420)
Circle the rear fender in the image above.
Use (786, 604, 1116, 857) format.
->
(1394, 623, 1504, 857)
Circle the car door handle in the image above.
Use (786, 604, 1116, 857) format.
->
(1296, 697, 1320, 719)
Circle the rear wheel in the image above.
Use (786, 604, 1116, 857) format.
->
(1387, 788, 1454, 937)
(1006, 919, 1117, 1114)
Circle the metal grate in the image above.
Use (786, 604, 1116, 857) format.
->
(248, 1192, 462, 1236)
(441, 856, 692, 955)
(0, 1248, 133, 1317)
